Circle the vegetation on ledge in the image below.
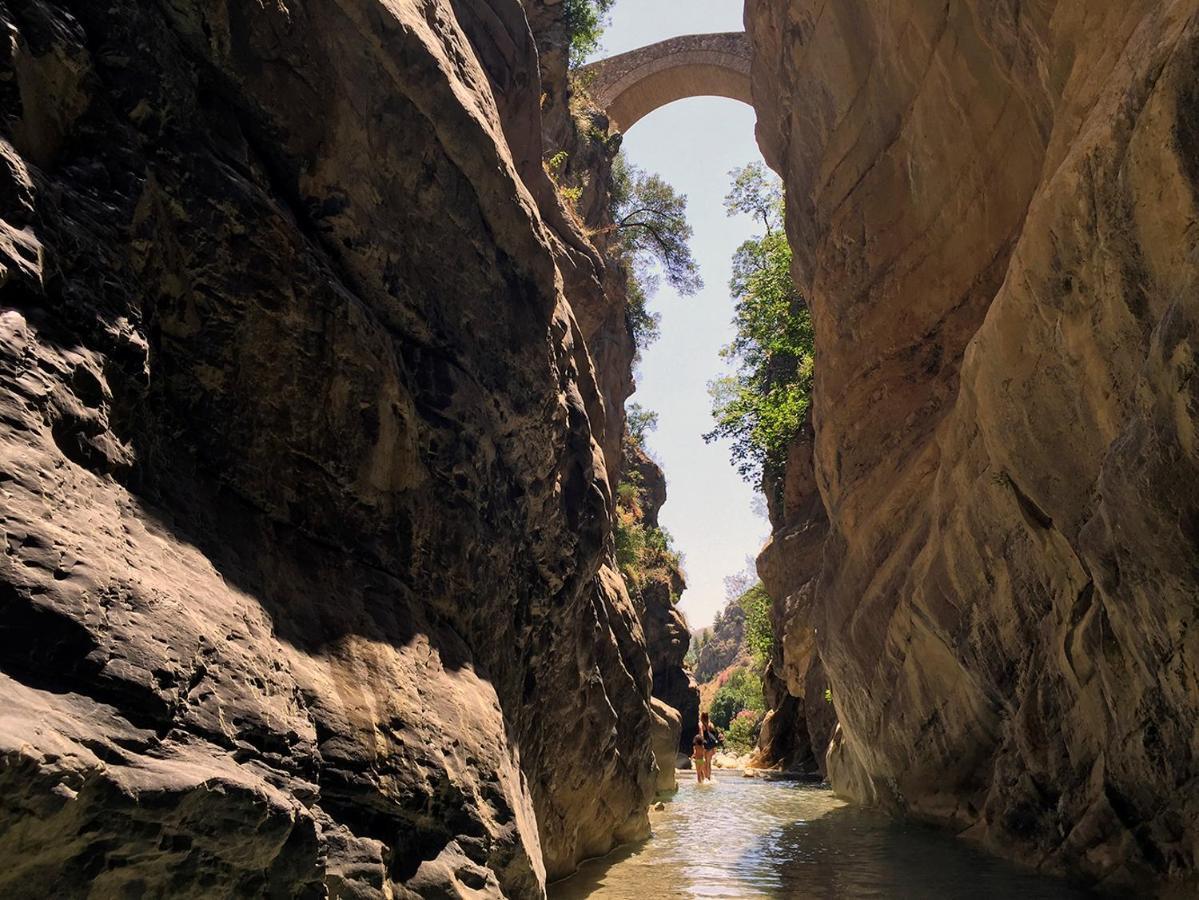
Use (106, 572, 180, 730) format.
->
(706, 164, 814, 495)
(613, 405, 683, 600)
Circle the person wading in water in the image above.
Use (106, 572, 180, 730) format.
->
(698, 712, 723, 783)
(691, 733, 706, 783)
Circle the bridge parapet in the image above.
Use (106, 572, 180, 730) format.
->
(579, 32, 753, 132)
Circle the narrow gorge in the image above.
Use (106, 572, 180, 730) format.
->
(0, 1, 1197, 898)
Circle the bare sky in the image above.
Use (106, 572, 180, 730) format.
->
(588, 1, 767, 629)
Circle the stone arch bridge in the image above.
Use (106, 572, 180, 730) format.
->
(578, 32, 752, 133)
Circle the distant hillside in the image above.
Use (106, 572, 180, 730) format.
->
(691, 601, 750, 685)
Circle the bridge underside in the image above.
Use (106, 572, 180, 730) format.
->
(605, 64, 752, 133)
(580, 32, 753, 133)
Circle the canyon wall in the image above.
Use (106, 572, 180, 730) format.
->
(624, 442, 700, 757)
(0, 0, 668, 896)
(748, 0, 1199, 891)
(752, 424, 834, 776)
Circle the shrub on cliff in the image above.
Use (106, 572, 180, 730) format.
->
(613, 408, 682, 599)
(705, 163, 814, 492)
(614, 507, 679, 594)
(626, 403, 659, 444)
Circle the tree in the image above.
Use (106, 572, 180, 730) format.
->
(739, 582, 774, 669)
(708, 668, 766, 730)
(724, 163, 782, 233)
(609, 153, 702, 354)
(722, 558, 757, 603)
(564, 0, 615, 68)
(625, 403, 659, 445)
(705, 164, 814, 491)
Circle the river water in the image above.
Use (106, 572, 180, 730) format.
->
(550, 771, 1096, 899)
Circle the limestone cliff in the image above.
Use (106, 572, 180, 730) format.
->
(529, 0, 695, 780)
(0, 0, 665, 895)
(692, 598, 746, 686)
(752, 424, 834, 776)
(623, 441, 700, 757)
(748, 0, 1199, 891)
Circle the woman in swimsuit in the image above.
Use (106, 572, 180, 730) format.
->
(699, 711, 722, 782)
(691, 733, 707, 783)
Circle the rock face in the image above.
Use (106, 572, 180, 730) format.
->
(0, 0, 664, 895)
(748, 0, 1199, 891)
(692, 600, 746, 685)
(648, 698, 683, 794)
(752, 426, 834, 776)
(624, 443, 699, 757)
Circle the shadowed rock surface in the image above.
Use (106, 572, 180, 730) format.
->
(8, 0, 1199, 895)
(748, 0, 1199, 892)
(625, 442, 700, 755)
(752, 423, 834, 777)
(0, 0, 668, 895)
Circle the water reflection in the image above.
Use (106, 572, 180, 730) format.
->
(550, 773, 1096, 899)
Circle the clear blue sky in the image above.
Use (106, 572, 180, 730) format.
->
(587, 1, 767, 629)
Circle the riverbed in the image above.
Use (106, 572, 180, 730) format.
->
(550, 771, 1096, 899)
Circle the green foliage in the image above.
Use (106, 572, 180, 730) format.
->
(564, 0, 615, 68)
(544, 150, 585, 211)
(609, 153, 701, 355)
(615, 477, 640, 508)
(613, 415, 681, 594)
(625, 403, 659, 445)
(725, 164, 781, 230)
(708, 668, 765, 730)
(614, 508, 679, 591)
(725, 709, 763, 753)
(705, 164, 814, 487)
(738, 582, 774, 669)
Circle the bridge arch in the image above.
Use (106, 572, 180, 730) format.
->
(579, 32, 752, 133)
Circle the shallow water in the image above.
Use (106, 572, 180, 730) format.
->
(550, 771, 1096, 899)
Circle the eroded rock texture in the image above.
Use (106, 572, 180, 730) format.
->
(625, 442, 699, 757)
(752, 425, 833, 776)
(749, 0, 1199, 891)
(0, 0, 663, 895)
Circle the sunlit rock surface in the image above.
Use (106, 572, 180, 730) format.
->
(748, 0, 1199, 891)
(0, 0, 663, 895)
